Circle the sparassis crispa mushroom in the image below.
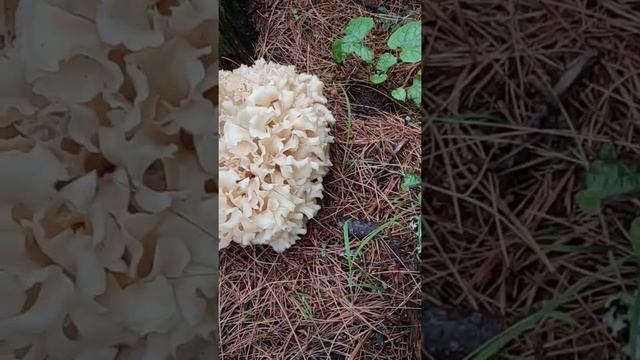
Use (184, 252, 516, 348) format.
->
(219, 59, 335, 252)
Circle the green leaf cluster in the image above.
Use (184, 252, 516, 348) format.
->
(332, 17, 375, 64)
(332, 17, 421, 107)
(401, 170, 420, 191)
(391, 74, 421, 106)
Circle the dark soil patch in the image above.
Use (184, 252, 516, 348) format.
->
(423, 306, 504, 360)
(220, 0, 260, 69)
(347, 83, 399, 116)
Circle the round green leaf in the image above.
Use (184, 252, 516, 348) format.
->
(391, 87, 406, 101)
(387, 21, 421, 63)
(376, 53, 397, 72)
(407, 74, 421, 106)
(342, 17, 375, 39)
(370, 73, 388, 84)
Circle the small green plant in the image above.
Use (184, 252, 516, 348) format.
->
(576, 144, 640, 215)
(401, 170, 421, 191)
(332, 16, 421, 106)
(370, 52, 397, 84)
(400, 172, 421, 258)
(402, 74, 422, 106)
(293, 289, 314, 319)
(289, 8, 315, 21)
(387, 21, 421, 63)
(342, 219, 397, 299)
(332, 17, 375, 64)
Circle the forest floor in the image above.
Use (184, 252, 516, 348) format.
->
(219, 0, 422, 359)
(425, 1, 640, 359)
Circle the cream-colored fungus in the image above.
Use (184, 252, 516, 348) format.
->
(219, 59, 335, 252)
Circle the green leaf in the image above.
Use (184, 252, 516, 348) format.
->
(387, 21, 421, 63)
(332, 17, 375, 64)
(332, 38, 374, 64)
(391, 87, 406, 101)
(342, 17, 375, 39)
(576, 146, 640, 215)
(370, 73, 387, 84)
(332, 40, 349, 64)
(407, 74, 421, 106)
(349, 41, 374, 63)
(376, 53, 397, 72)
(369, 53, 396, 84)
(401, 171, 420, 191)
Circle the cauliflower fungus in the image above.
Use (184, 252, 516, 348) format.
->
(219, 60, 335, 252)
(0, 0, 217, 359)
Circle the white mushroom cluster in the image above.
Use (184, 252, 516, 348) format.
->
(219, 59, 335, 252)
(0, 0, 217, 359)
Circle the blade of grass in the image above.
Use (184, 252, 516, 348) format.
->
(341, 87, 353, 172)
(342, 220, 354, 296)
(343, 219, 352, 258)
(465, 264, 620, 360)
(354, 219, 398, 256)
(416, 215, 422, 259)
(342, 88, 353, 143)
(359, 282, 389, 292)
(342, 218, 398, 300)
